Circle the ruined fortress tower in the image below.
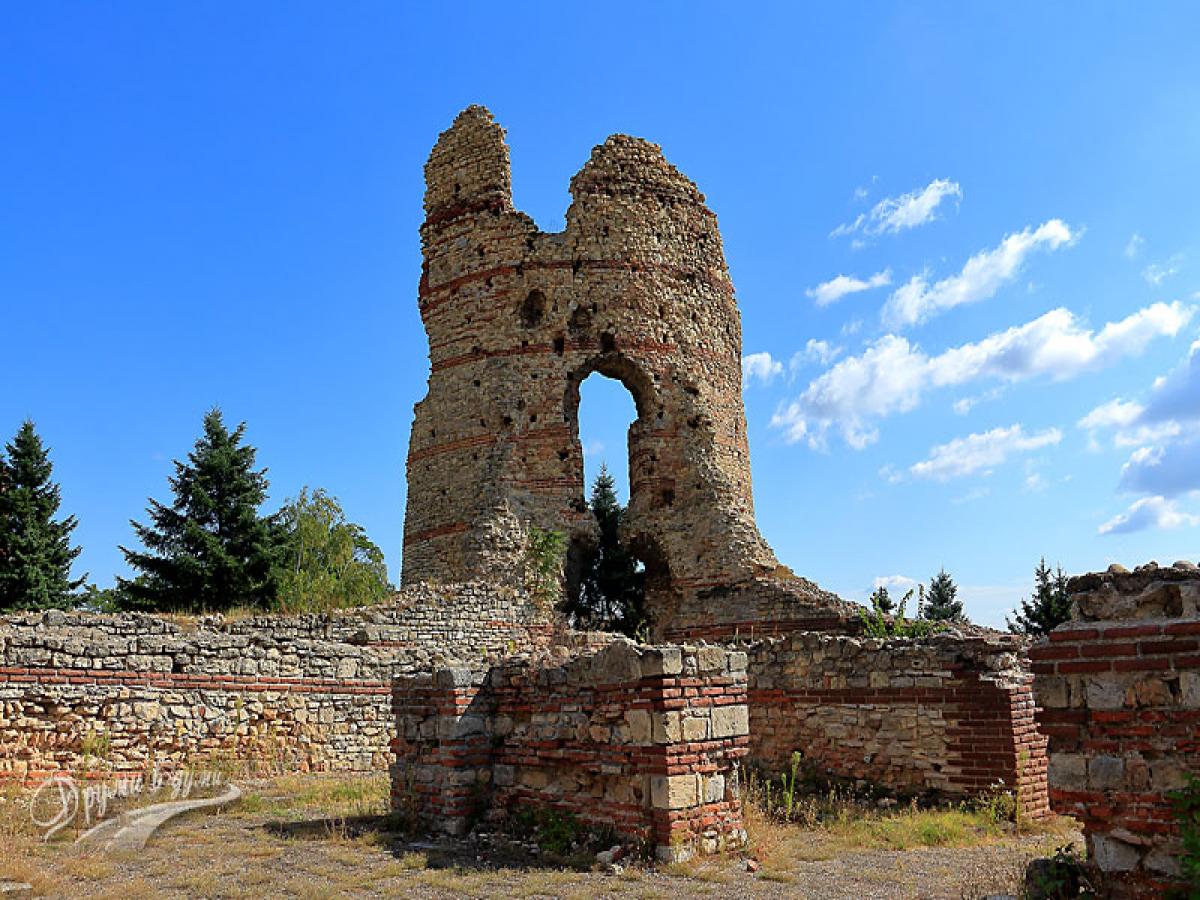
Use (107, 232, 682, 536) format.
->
(403, 107, 850, 638)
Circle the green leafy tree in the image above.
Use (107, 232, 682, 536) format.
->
(119, 408, 279, 612)
(922, 568, 966, 622)
(566, 466, 646, 636)
(1007, 558, 1073, 636)
(273, 487, 393, 612)
(868, 585, 896, 615)
(0, 421, 85, 611)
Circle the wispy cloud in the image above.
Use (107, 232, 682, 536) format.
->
(832, 178, 961, 239)
(742, 351, 784, 387)
(807, 270, 892, 307)
(1143, 254, 1183, 286)
(790, 339, 843, 371)
(882, 220, 1076, 330)
(1124, 232, 1144, 260)
(771, 301, 1194, 449)
(1099, 496, 1199, 535)
(907, 425, 1062, 481)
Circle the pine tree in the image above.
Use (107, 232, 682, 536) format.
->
(0, 421, 85, 611)
(567, 466, 646, 636)
(1007, 558, 1073, 636)
(119, 409, 280, 612)
(868, 585, 896, 615)
(922, 568, 966, 622)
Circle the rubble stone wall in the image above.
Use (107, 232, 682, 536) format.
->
(1032, 562, 1200, 897)
(391, 640, 749, 861)
(402, 105, 856, 637)
(746, 632, 1050, 818)
(0, 583, 555, 783)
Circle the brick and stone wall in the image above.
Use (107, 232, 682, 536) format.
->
(1032, 561, 1200, 896)
(745, 631, 1050, 818)
(402, 105, 856, 638)
(0, 582, 555, 783)
(392, 639, 749, 861)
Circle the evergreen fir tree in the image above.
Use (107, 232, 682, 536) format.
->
(1007, 558, 1073, 636)
(119, 408, 280, 612)
(567, 465, 646, 636)
(922, 568, 966, 622)
(868, 585, 896, 615)
(0, 421, 85, 611)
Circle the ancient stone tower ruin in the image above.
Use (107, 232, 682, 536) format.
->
(403, 107, 849, 637)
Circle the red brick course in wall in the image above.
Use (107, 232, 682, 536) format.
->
(391, 641, 749, 861)
(1032, 562, 1200, 897)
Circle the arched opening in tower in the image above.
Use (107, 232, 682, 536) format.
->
(562, 363, 661, 635)
(577, 373, 636, 505)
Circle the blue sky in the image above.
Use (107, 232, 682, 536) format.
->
(3, 4, 1198, 626)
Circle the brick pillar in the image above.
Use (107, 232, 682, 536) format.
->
(1031, 562, 1200, 897)
(392, 667, 493, 836)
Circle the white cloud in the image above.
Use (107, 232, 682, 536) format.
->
(807, 270, 892, 307)
(952, 386, 1005, 416)
(1079, 398, 1144, 430)
(1099, 496, 1200, 535)
(742, 352, 784, 386)
(772, 302, 1193, 448)
(908, 425, 1062, 481)
(790, 339, 844, 372)
(1124, 232, 1144, 260)
(874, 574, 919, 593)
(1143, 254, 1183, 286)
(882, 220, 1076, 329)
(833, 179, 962, 238)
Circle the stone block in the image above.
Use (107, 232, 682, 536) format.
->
(641, 647, 683, 677)
(1086, 755, 1124, 790)
(710, 705, 749, 738)
(1048, 753, 1086, 789)
(696, 646, 726, 674)
(651, 774, 699, 810)
(682, 715, 709, 742)
(1183, 672, 1200, 708)
(623, 709, 652, 744)
(652, 711, 681, 744)
(1090, 833, 1141, 872)
(704, 773, 725, 803)
(1084, 676, 1125, 710)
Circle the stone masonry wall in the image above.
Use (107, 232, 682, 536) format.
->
(1031, 561, 1200, 897)
(0, 583, 555, 783)
(746, 631, 1050, 818)
(402, 105, 852, 638)
(392, 639, 749, 861)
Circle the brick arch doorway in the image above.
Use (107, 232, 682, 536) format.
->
(562, 353, 674, 627)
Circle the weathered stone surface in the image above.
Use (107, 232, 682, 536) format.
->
(401, 106, 859, 640)
(0, 581, 557, 781)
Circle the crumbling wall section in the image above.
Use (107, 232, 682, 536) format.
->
(391, 640, 749, 861)
(1032, 561, 1200, 896)
(746, 631, 1049, 818)
(0, 583, 556, 783)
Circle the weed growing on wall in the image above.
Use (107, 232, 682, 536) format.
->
(524, 526, 567, 607)
(1169, 775, 1200, 894)
(859, 587, 946, 639)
